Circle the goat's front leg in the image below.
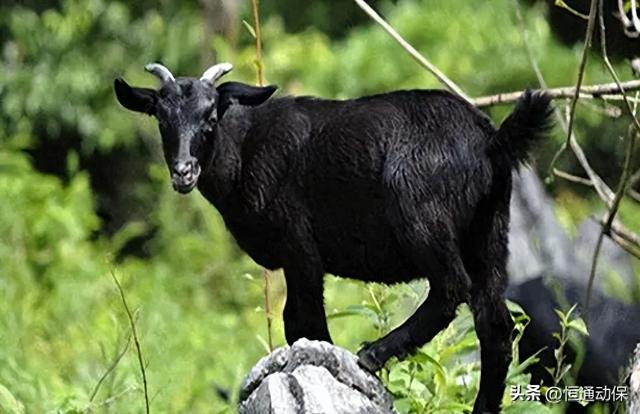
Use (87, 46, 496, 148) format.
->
(357, 252, 470, 372)
(281, 246, 332, 344)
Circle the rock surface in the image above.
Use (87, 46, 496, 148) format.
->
(238, 338, 395, 414)
(508, 168, 635, 289)
(631, 344, 640, 414)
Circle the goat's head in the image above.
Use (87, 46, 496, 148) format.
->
(114, 63, 277, 194)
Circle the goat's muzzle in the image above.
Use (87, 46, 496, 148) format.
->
(171, 158, 200, 194)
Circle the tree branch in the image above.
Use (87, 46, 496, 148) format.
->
(552, 169, 594, 187)
(513, 0, 616, 207)
(546, 0, 599, 175)
(586, 0, 639, 313)
(604, 217, 640, 250)
(473, 79, 640, 107)
(353, 0, 472, 103)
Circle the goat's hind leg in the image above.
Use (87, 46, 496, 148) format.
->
(470, 291, 513, 414)
(465, 208, 514, 414)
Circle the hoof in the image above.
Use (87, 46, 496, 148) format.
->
(357, 348, 384, 373)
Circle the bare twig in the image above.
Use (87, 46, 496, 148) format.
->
(517, 0, 640, 293)
(552, 169, 594, 187)
(568, 131, 615, 205)
(89, 334, 132, 403)
(631, 168, 640, 186)
(515, 0, 547, 88)
(611, 232, 640, 259)
(251, 0, 273, 353)
(263, 269, 273, 352)
(514, 0, 615, 207)
(586, 0, 639, 313)
(250, 0, 264, 86)
(591, 216, 640, 251)
(353, 0, 472, 102)
(617, 0, 640, 38)
(632, 0, 640, 34)
(616, 0, 639, 36)
(111, 270, 150, 414)
(514, 0, 616, 208)
(96, 385, 138, 408)
(591, 216, 640, 259)
(558, 101, 616, 206)
(555, 0, 590, 20)
(557, 102, 616, 205)
(547, 0, 599, 176)
(474, 80, 640, 107)
(357, 0, 640, 110)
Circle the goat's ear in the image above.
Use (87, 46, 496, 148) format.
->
(216, 81, 277, 115)
(114, 78, 157, 115)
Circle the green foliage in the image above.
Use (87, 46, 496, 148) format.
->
(0, 383, 25, 414)
(546, 305, 589, 389)
(377, 299, 552, 414)
(0, 151, 308, 412)
(0, 0, 206, 152)
(385, 306, 478, 413)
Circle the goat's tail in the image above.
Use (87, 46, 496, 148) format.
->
(490, 88, 554, 169)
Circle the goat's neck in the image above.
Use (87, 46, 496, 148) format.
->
(197, 105, 250, 207)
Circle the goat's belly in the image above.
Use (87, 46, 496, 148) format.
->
(314, 219, 418, 283)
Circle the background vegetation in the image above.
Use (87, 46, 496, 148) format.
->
(0, 0, 638, 413)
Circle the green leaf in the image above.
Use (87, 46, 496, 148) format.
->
(327, 304, 378, 320)
(506, 300, 526, 316)
(242, 20, 257, 39)
(387, 369, 412, 390)
(553, 308, 565, 324)
(567, 318, 589, 337)
(412, 351, 448, 382)
(393, 397, 413, 413)
(507, 348, 545, 380)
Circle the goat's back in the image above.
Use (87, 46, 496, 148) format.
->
(290, 90, 498, 217)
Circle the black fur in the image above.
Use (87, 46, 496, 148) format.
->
(115, 76, 553, 414)
(490, 88, 554, 167)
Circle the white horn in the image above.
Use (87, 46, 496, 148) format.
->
(144, 63, 175, 84)
(200, 63, 233, 84)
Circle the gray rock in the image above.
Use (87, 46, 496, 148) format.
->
(508, 168, 635, 290)
(239, 338, 395, 414)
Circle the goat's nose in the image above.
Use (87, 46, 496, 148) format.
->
(173, 159, 193, 177)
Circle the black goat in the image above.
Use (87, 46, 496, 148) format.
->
(114, 62, 553, 414)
